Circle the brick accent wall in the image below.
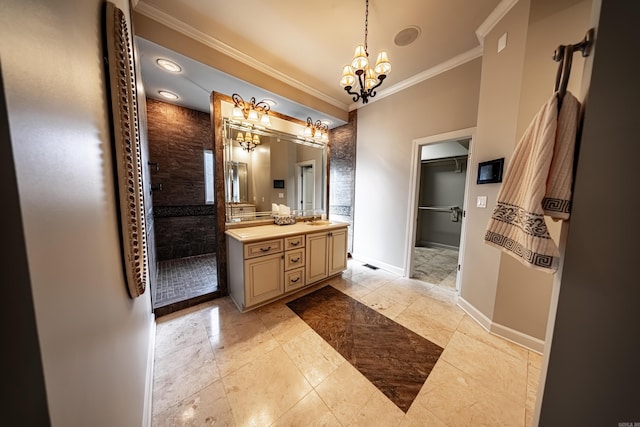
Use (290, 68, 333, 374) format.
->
(329, 109, 357, 253)
(146, 98, 216, 261)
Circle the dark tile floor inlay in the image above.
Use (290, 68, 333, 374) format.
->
(286, 285, 443, 412)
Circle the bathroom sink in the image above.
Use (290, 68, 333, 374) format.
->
(307, 220, 332, 226)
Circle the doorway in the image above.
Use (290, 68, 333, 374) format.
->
(405, 128, 476, 291)
(297, 160, 315, 213)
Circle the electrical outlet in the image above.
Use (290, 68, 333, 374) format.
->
(477, 196, 487, 208)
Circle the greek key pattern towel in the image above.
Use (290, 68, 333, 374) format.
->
(484, 92, 580, 272)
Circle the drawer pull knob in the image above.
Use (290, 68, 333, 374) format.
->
(289, 241, 300, 246)
(291, 257, 300, 263)
(260, 246, 272, 252)
(291, 277, 300, 283)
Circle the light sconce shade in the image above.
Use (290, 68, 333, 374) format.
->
(351, 45, 369, 72)
(303, 125, 313, 138)
(247, 108, 259, 121)
(364, 68, 377, 90)
(374, 50, 391, 76)
(232, 106, 244, 119)
(260, 114, 271, 126)
(236, 132, 244, 142)
(340, 65, 356, 88)
(252, 134, 260, 144)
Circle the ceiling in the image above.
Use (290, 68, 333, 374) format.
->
(134, 0, 502, 127)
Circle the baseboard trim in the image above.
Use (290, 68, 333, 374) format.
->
(350, 253, 404, 276)
(458, 297, 544, 354)
(142, 317, 156, 427)
(490, 321, 544, 354)
(457, 297, 492, 331)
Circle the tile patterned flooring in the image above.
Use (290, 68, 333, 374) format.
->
(286, 285, 443, 412)
(154, 254, 218, 308)
(412, 247, 459, 290)
(152, 260, 541, 426)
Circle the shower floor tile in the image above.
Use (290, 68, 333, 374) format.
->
(154, 253, 218, 308)
(413, 246, 459, 289)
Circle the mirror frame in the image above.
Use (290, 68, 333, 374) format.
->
(211, 91, 331, 295)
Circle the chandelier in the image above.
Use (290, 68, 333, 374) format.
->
(231, 93, 272, 126)
(303, 117, 329, 142)
(339, 0, 391, 104)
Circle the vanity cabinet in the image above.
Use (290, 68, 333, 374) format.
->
(226, 222, 348, 311)
(306, 228, 348, 284)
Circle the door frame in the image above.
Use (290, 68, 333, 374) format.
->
(404, 127, 476, 291)
(296, 160, 316, 212)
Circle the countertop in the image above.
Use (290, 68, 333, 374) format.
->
(225, 221, 348, 243)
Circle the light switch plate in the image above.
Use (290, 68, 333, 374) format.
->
(278, 193, 284, 198)
(477, 196, 487, 208)
(498, 33, 507, 52)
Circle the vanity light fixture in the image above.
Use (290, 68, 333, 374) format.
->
(156, 58, 182, 73)
(303, 117, 329, 142)
(339, 0, 391, 104)
(236, 131, 261, 152)
(231, 93, 272, 126)
(158, 90, 179, 100)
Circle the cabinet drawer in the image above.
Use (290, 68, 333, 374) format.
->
(244, 239, 283, 259)
(284, 248, 305, 271)
(284, 235, 305, 250)
(284, 267, 305, 292)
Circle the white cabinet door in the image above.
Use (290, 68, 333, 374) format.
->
(245, 252, 283, 306)
(328, 228, 348, 276)
(306, 232, 328, 284)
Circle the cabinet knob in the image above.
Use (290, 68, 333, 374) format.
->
(260, 246, 272, 252)
(291, 257, 300, 263)
(291, 277, 300, 283)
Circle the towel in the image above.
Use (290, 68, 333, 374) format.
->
(272, 203, 279, 215)
(484, 91, 580, 273)
(278, 204, 290, 215)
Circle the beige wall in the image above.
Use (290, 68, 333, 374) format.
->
(0, 0, 154, 425)
(352, 59, 482, 271)
(493, 0, 592, 341)
(458, 0, 531, 322)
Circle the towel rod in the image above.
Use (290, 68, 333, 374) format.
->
(553, 28, 595, 103)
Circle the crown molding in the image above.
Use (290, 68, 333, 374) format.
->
(475, 0, 520, 46)
(348, 46, 483, 111)
(135, 1, 349, 111)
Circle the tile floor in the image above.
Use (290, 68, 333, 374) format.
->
(154, 254, 218, 308)
(152, 259, 541, 426)
(412, 246, 459, 290)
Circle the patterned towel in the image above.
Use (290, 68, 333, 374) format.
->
(484, 91, 580, 272)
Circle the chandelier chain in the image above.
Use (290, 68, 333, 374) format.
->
(364, 0, 369, 55)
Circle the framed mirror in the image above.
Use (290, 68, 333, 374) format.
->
(223, 119, 327, 223)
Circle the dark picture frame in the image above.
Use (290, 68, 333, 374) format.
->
(477, 158, 504, 184)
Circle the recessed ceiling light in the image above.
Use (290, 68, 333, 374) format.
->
(156, 58, 182, 73)
(158, 90, 179, 100)
(394, 26, 421, 47)
(263, 99, 277, 107)
(321, 120, 332, 126)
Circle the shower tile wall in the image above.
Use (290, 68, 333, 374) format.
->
(329, 110, 357, 254)
(146, 98, 216, 261)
